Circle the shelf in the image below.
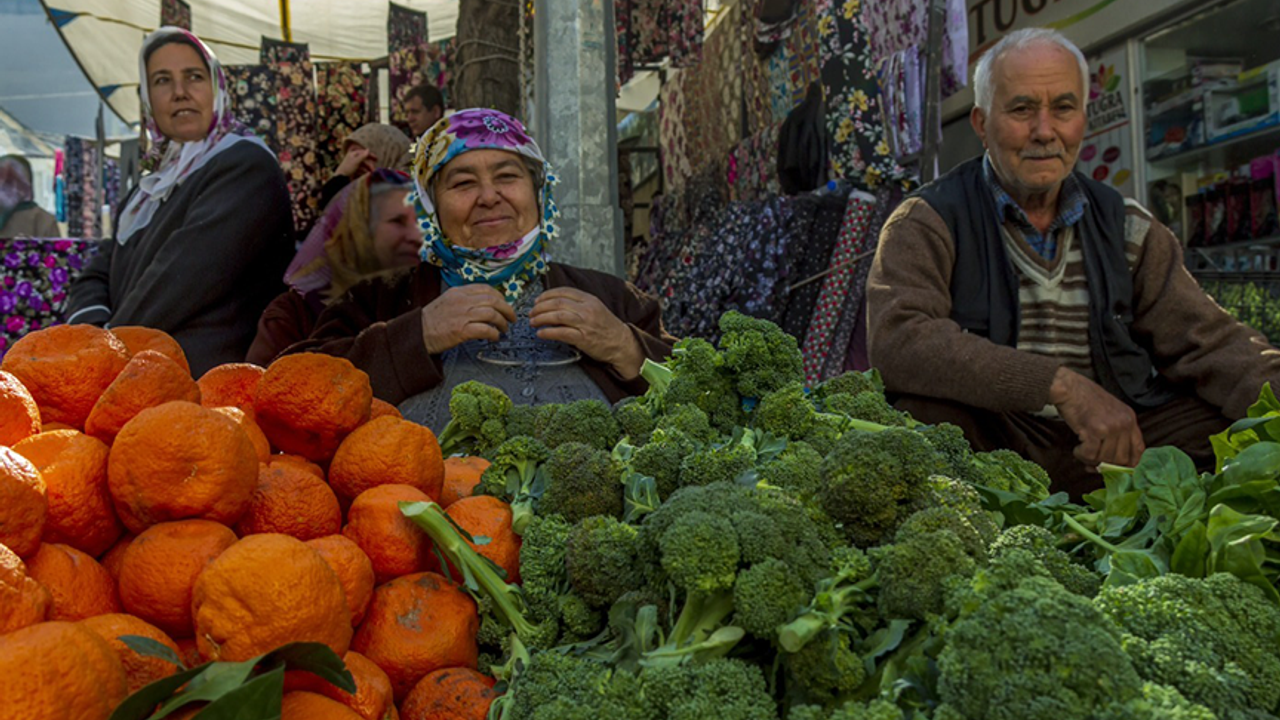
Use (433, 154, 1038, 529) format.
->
(1148, 121, 1280, 170)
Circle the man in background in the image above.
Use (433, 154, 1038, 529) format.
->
(403, 84, 445, 140)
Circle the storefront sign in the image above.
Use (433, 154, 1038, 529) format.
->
(1075, 46, 1135, 198)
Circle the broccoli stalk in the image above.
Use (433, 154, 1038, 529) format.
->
(477, 436, 551, 535)
(778, 576, 878, 653)
(436, 381, 514, 457)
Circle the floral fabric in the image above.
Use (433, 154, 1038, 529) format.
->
(225, 65, 278, 149)
(628, 0, 702, 68)
(160, 0, 191, 30)
(778, 191, 846, 343)
(424, 39, 456, 107)
(669, 0, 704, 67)
(616, 0, 634, 86)
(63, 136, 100, 238)
(800, 190, 875, 383)
(861, 0, 968, 99)
(388, 3, 429, 135)
(679, 3, 743, 177)
(0, 238, 98, 357)
(658, 72, 692, 194)
(261, 39, 321, 234)
(316, 62, 370, 173)
(728, 122, 782, 203)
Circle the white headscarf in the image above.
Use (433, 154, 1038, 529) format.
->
(116, 27, 271, 242)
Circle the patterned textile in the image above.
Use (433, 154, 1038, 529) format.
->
(669, 0, 704, 67)
(817, 0, 909, 189)
(629, 0, 702, 68)
(103, 159, 120, 213)
(778, 191, 846, 344)
(800, 190, 875, 383)
(738, 1, 774, 139)
(317, 62, 370, 173)
(365, 70, 382, 124)
(678, 3, 743, 177)
(658, 71, 692, 194)
(424, 39, 456, 107)
(225, 65, 278, 148)
(411, 109, 558, 302)
(160, 0, 191, 30)
(861, 0, 968, 98)
(388, 3, 429, 134)
(616, 0, 634, 87)
(0, 238, 98, 357)
(63, 136, 100, 238)
(262, 40, 322, 234)
(728, 122, 782, 202)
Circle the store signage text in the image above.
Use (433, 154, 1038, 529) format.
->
(969, 0, 1065, 46)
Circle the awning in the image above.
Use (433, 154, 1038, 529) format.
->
(0, 104, 59, 159)
(41, 0, 457, 126)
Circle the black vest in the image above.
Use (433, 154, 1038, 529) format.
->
(912, 157, 1175, 409)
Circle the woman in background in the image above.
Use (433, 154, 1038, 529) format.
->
(0, 155, 59, 238)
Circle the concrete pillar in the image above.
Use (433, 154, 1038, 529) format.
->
(532, 0, 624, 276)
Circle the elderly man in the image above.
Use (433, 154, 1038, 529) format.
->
(866, 27, 1280, 498)
(403, 84, 445, 140)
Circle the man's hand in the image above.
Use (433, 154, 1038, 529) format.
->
(420, 285, 516, 355)
(529, 287, 644, 379)
(1049, 366, 1145, 470)
(335, 146, 375, 179)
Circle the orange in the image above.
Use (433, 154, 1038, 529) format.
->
(118, 520, 237, 639)
(0, 446, 45, 558)
(109, 326, 191, 375)
(0, 324, 130, 429)
(212, 406, 271, 462)
(85, 350, 202, 445)
(282, 691, 365, 720)
(435, 496, 521, 585)
(25, 542, 120, 621)
(107, 401, 258, 534)
(329, 417, 445, 503)
(401, 667, 500, 720)
(370, 398, 402, 420)
(99, 533, 135, 582)
(306, 535, 375, 627)
(343, 484, 435, 584)
(353, 572, 479, 702)
(79, 613, 182, 693)
(13, 430, 122, 557)
(235, 463, 342, 541)
(254, 353, 372, 461)
(192, 534, 352, 662)
(270, 453, 326, 480)
(175, 637, 202, 668)
(41, 421, 75, 432)
(197, 363, 265, 417)
(286, 651, 396, 720)
(0, 621, 128, 720)
(440, 457, 490, 508)
(0, 542, 51, 634)
(0, 370, 40, 446)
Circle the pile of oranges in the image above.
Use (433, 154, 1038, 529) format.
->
(0, 325, 507, 720)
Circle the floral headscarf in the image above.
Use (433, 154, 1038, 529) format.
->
(412, 109, 560, 301)
(284, 168, 415, 300)
(0, 156, 36, 232)
(116, 27, 271, 242)
(344, 123, 412, 173)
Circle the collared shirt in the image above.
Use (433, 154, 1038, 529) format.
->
(983, 154, 1088, 261)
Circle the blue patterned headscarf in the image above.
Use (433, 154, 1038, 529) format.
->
(412, 109, 560, 301)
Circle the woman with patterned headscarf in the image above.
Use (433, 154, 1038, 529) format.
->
(0, 155, 59, 238)
(66, 27, 293, 376)
(287, 109, 676, 429)
(246, 168, 422, 365)
(318, 123, 413, 211)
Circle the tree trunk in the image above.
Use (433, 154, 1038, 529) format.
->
(452, 0, 522, 117)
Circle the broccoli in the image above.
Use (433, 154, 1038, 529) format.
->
(539, 399, 621, 451)
(778, 547, 877, 653)
(755, 382, 823, 440)
(506, 404, 554, 441)
(613, 397, 656, 445)
(1094, 683, 1220, 720)
(540, 442, 624, 523)
(989, 525, 1101, 598)
(639, 657, 778, 720)
(642, 339, 744, 433)
(731, 510, 789, 565)
(915, 423, 976, 483)
(565, 515, 643, 608)
(814, 369, 884, 401)
(823, 391, 913, 428)
(923, 475, 1001, 548)
(967, 449, 1052, 501)
(873, 514, 982, 622)
(658, 510, 741, 594)
(1094, 573, 1280, 719)
(717, 310, 804, 399)
(733, 557, 810, 638)
(477, 435, 552, 534)
(654, 403, 718, 445)
(558, 592, 605, 641)
(436, 380, 513, 457)
(894, 506, 988, 562)
(632, 428, 699, 499)
(783, 630, 867, 706)
(496, 649, 650, 720)
(817, 427, 950, 547)
(935, 550, 1145, 720)
(679, 438, 756, 488)
(756, 440, 825, 501)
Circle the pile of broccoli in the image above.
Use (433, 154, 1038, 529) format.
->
(412, 311, 1280, 720)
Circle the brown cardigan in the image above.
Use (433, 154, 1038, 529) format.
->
(282, 262, 679, 405)
(866, 197, 1280, 419)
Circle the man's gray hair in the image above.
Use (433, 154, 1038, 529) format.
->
(973, 28, 1090, 113)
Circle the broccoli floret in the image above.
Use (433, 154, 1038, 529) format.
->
(967, 449, 1052, 501)
(778, 547, 877, 653)
(818, 428, 950, 547)
(655, 403, 717, 445)
(824, 391, 912, 428)
(540, 400, 621, 451)
(1094, 573, 1280, 718)
(477, 435, 552, 534)
(632, 428, 699, 499)
(643, 338, 744, 433)
(915, 423, 976, 483)
(505, 404, 551, 442)
(436, 380, 513, 457)
(614, 397, 657, 445)
(874, 519, 980, 622)
(565, 515, 642, 608)
(501, 650, 650, 720)
(733, 557, 810, 639)
(540, 442, 624, 523)
(680, 439, 755, 488)
(936, 554, 1145, 720)
(895, 506, 988, 562)
(659, 511, 741, 594)
(784, 630, 867, 706)
(558, 592, 605, 641)
(1095, 683, 1220, 720)
(717, 311, 804, 399)
(989, 525, 1101, 598)
(802, 415, 846, 456)
(756, 441, 825, 501)
(815, 369, 883, 400)
(755, 382, 822, 440)
(640, 657, 778, 720)
(793, 699, 904, 720)
(924, 475, 1001, 548)
(731, 510, 789, 565)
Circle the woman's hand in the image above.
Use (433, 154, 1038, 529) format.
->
(530, 287, 644, 379)
(420, 285, 516, 355)
(335, 146, 375, 179)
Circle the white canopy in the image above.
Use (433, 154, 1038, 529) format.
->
(41, 0, 456, 126)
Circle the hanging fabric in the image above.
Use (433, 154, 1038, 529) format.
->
(62, 136, 100, 238)
(424, 38, 456, 107)
(800, 189, 876, 383)
(260, 38, 322, 235)
(659, 69, 693, 194)
(776, 82, 828, 195)
(388, 3, 429, 135)
(778, 191, 846, 343)
(316, 62, 370, 173)
(861, 0, 968, 99)
(225, 65, 279, 149)
(616, 0, 634, 87)
(160, 0, 192, 30)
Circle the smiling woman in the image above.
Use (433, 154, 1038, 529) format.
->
(66, 27, 294, 376)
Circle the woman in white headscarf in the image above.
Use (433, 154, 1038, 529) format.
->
(66, 27, 293, 376)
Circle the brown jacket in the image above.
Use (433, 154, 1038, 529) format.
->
(866, 197, 1280, 419)
(284, 262, 678, 404)
(0, 205, 60, 238)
